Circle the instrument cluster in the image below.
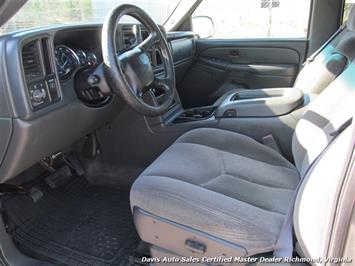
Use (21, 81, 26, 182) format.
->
(55, 45, 98, 81)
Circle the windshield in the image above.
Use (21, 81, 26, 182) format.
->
(0, 0, 181, 34)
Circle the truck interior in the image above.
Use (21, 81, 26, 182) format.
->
(0, 0, 354, 265)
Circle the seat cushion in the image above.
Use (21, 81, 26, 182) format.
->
(130, 128, 300, 255)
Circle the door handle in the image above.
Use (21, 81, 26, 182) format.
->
(229, 50, 239, 57)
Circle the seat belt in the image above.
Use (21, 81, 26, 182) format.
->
(262, 134, 282, 154)
(273, 117, 353, 258)
(303, 24, 346, 66)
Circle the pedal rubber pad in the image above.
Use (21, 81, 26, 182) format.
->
(65, 154, 85, 176)
(45, 166, 72, 189)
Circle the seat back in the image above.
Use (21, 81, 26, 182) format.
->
(294, 6, 355, 95)
(294, 116, 353, 260)
(292, 8, 355, 259)
(292, 66, 355, 176)
(292, 6, 355, 175)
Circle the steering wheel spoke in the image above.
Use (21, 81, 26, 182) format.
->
(138, 32, 158, 51)
(118, 47, 138, 63)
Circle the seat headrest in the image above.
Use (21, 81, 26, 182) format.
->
(347, 5, 355, 31)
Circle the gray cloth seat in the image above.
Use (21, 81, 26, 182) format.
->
(131, 128, 300, 255)
(131, 6, 355, 261)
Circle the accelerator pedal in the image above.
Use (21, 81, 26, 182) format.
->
(45, 166, 72, 189)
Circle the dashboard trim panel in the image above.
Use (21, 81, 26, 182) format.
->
(0, 23, 195, 182)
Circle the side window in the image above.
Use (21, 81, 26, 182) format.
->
(343, 0, 355, 24)
(192, 0, 312, 39)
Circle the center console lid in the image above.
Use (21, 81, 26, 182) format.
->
(215, 87, 304, 117)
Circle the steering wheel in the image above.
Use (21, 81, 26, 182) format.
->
(101, 4, 175, 116)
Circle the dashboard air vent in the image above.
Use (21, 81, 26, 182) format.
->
(22, 41, 43, 81)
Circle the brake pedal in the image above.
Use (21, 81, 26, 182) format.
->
(29, 187, 43, 202)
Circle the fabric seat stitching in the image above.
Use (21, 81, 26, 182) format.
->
(171, 142, 300, 188)
(174, 142, 297, 171)
(222, 171, 296, 191)
(203, 173, 292, 215)
(176, 129, 295, 169)
(140, 175, 286, 219)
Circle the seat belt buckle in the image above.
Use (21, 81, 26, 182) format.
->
(262, 134, 282, 154)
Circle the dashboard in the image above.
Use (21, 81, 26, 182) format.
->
(0, 23, 196, 182)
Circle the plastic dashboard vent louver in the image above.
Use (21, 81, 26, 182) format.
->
(22, 40, 43, 81)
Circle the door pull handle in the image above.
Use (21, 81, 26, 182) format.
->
(229, 50, 239, 57)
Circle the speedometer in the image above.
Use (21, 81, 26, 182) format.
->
(55, 45, 80, 81)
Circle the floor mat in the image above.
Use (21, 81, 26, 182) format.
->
(3, 177, 140, 266)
